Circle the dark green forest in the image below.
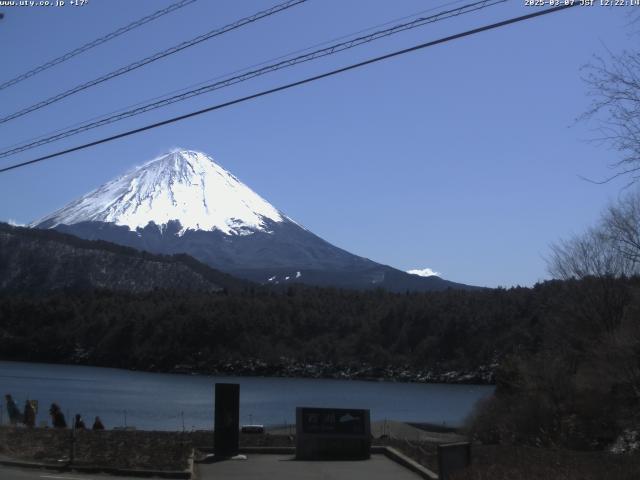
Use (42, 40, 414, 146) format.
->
(1, 275, 638, 448)
(1, 283, 526, 374)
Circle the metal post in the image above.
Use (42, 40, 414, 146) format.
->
(70, 426, 75, 466)
(214, 383, 240, 457)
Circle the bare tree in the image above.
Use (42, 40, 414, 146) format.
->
(582, 50, 640, 181)
(548, 225, 635, 280)
(603, 190, 640, 264)
(548, 190, 640, 279)
(582, 14, 640, 182)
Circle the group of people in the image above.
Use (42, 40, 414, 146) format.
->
(5, 394, 105, 430)
(4, 394, 36, 427)
(67, 410, 105, 431)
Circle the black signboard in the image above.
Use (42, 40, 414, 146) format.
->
(296, 407, 371, 460)
(300, 408, 367, 435)
(214, 383, 239, 457)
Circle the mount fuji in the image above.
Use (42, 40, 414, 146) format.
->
(33, 149, 469, 291)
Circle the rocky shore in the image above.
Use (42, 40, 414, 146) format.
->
(165, 358, 497, 385)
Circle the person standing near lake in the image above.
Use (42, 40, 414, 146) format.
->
(74, 414, 86, 430)
(49, 403, 67, 428)
(4, 394, 22, 425)
(92, 416, 105, 430)
(23, 399, 36, 427)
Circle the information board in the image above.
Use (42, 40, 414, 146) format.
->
(296, 407, 371, 460)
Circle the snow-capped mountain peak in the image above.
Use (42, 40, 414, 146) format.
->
(33, 149, 286, 235)
(28, 148, 471, 292)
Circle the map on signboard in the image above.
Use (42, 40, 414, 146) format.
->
(301, 408, 366, 435)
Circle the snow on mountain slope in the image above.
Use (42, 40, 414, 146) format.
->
(33, 150, 286, 236)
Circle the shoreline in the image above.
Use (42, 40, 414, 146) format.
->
(0, 358, 496, 386)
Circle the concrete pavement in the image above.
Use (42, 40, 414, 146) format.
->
(195, 454, 424, 479)
(0, 455, 426, 479)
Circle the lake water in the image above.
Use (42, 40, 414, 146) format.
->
(0, 361, 493, 431)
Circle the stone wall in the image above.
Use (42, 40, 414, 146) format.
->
(0, 426, 293, 470)
(0, 426, 191, 470)
(0, 426, 69, 462)
(73, 429, 192, 470)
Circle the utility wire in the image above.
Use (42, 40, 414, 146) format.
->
(0, 0, 506, 159)
(0, 0, 198, 91)
(0, 0, 471, 154)
(0, 0, 307, 125)
(0, 3, 578, 175)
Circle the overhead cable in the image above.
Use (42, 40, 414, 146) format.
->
(0, 0, 307, 125)
(0, 0, 472, 154)
(0, 0, 198, 91)
(0, 0, 506, 159)
(0, 3, 578, 175)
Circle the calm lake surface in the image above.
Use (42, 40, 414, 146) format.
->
(0, 361, 493, 431)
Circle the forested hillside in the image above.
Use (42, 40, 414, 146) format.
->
(0, 223, 248, 293)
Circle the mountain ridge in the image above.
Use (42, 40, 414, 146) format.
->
(33, 149, 475, 292)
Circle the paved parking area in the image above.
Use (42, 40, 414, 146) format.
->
(196, 454, 423, 479)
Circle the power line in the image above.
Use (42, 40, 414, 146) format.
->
(0, 3, 578, 175)
(0, 0, 471, 154)
(0, 0, 198, 91)
(0, 0, 507, 159)
(0, 0, 307, 125)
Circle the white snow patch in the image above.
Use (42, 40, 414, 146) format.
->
(407, 267, 441, 277)
(267, 276, 276, 282)
(6, 219, 25, 226)
(295, 271, 301, 279)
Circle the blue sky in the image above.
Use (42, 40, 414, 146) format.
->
(0, 0, 635, 287)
